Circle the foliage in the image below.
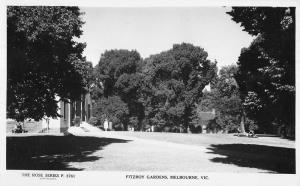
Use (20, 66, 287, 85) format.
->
(228, 7, 295, 135)
(92, 96, 129, 130)
(88, 116, 99, 126)
(198, 65, 257, 133)
(91, 44, 262, 133)
(128, 116, 139, 129)
(140, 43, 217, 131)
(94, 49, 142, 97)
(7, 6, 89, 122)
(92, 49, 145, 130)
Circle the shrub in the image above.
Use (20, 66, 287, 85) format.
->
(88, 117, 99, 126)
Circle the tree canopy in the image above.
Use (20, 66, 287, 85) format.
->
(199, 65, 239, 132)
(140, 43, 217, 131)
(94, 49, 142, 97)
(91, 44, 217, 131)
(227, 7, 295, 135)
(92, 49, 144, 130)
(7, 6, 89, 122)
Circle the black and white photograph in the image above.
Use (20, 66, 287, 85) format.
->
(1, 1, 298, 186)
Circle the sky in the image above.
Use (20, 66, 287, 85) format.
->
(77, 7, 254, 68)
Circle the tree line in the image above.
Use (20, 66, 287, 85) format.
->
(91, 7, 295, 136)
(7, 7, 295, 137)
(91, 44, 217, 132)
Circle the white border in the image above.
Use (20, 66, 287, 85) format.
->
(0, 1, 299, 186)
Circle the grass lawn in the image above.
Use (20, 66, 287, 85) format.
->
(7, 120, 43, 133)
(6, 135, 130, 170)
(6, 132, 295, 173)
(113, 131, 295, 148)
(107, 131, 296, 173)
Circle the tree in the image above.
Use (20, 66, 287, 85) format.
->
(92, 49, 145, 130)
(7, 6, 88, 122)
(228, 7, 295, 136)
(140, 43, 217, 131)
(92, 96, 129, 130)
(197, 65, 257, 133)
(94, 49, 142, 97)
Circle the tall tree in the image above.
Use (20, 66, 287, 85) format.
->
(198, 65, 256, 133)
(93, 49, 144, 130)
(140, 43, 217, 131)
(94, 49, 142, 97)
(7, 6, 88, 122)
(228, 7, 295, 135)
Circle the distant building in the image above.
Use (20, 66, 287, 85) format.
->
(7, 93, 92, 134)
(42, 93, 92, 133)
(202, 83, 211, 93)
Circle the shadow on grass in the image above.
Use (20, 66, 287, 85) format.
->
(207, 144, 295, 173)
(7, 135, 130, 171)
(255, 134, 295, 141)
